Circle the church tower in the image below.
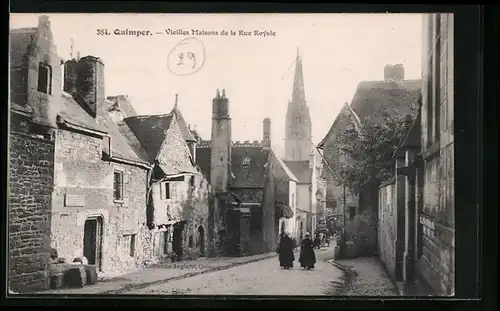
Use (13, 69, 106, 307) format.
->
(285, 48, 313, 161)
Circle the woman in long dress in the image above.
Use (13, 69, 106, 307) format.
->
(299, 232, 316, 270)
(278, 233, 295, 269)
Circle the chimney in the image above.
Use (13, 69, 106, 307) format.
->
(384, 64, 405, 81)
(210, 88, 232, 192)
(74, 56, 105, 118)
(263, 118, 271, 148)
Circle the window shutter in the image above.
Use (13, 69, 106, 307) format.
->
(123, 173, 129, 184)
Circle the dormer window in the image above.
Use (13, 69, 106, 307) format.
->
(37, 62, 52, 94)
(242, 157, 251, 167)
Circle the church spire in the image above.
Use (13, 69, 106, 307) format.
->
(292, 47, 305, 104)
(285, 48, 313, 161)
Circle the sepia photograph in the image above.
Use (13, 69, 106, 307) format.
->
(8, 12, 455, 297)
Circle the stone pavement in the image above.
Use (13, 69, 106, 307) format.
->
(123, 246, 343, 295)
(37, 251, 280, 295)
(332, 256, 399, 296)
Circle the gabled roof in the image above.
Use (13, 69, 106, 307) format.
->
(274, 155, 298, 182)
(169, 102, 196, 142)
(394, 102, 422, 158)
(283, 160, 311, 184)
(123, 114, 174, 162)
(195, 143, 270, 188)
(10, 27, 37, 68)
(59, 92, 107, 133)
(317, 102, 362, 149)
(350, 79, 421, 123)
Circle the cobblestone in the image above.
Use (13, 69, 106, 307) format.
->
(334, 257, 399, 296)
(125, 247, 342, 295)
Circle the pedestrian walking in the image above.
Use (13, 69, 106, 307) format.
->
(278, 232, 295, 269)
(299, 232, 316, 270)
(313, 232, 321, 249)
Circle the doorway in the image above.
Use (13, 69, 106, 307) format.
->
(226, 209, 241, 256)
(83, 216, 104, 271)
(173, 222, 185, 261)
(198, 226, 205, 256)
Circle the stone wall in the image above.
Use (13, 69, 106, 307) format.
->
(418, 13, 454, 296)
(261, 152, 277, 253)
(50, 128, 151, 274)
(378, 181, 397, 281)
(9, 131, 54, 292)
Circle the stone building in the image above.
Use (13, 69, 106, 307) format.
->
(404, 13, 454, 296)
(378, 14, 454, 296)
(283, 49, 324, 241)
(8, 15, 154, 287)
(273, 152, 298, 238)
(318, 64, 421, 258)
(196, 90, 294, 256)
(115, 95, 211, 262)
(9, 17, 59, 293)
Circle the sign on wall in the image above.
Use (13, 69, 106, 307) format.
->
(65, 194, 85, 207)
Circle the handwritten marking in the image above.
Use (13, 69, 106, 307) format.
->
(167, 37, 205, 76)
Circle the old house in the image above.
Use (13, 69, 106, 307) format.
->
(273, 151, 299, 238)
(283, 49, 324, 240)
(378, 14, 454, 296)
(196, 90, 293, 256)
(8, 15, 153, 284)
(115, 96, 211, 262)
(9, 17, 59, 293)
(318, 64, 421, 258)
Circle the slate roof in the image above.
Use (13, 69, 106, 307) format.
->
(195, 144, 270, 189)
(350, 79, 422, 122)
(317, 103, 362, 149)
(275, 155, 298, 182)
(170, 104, 196, 142)
(283, 160, 311, 184)
(230, 146, 270, 188)
(59, 93, 107, 133)
(123, 114, 174, 162)
(97, 101, 148, 163)
(10, 28, 37, 68)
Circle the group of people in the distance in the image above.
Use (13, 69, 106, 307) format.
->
(277, 232, 318, 270)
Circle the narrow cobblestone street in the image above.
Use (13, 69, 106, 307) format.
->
(121, 247, 342, 295)
(334, 257, 399, 296)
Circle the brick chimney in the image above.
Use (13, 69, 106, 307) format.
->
(263, 118, 271, 148)
(384, 64, 405, 81)
(74, 56, 105, 118)
(210, 89, 232, 192)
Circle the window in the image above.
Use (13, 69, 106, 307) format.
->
(37, 62, 52, 94)
(159, 182, 163, 199)
(188, 235, 193, 248)
(113, 170, 124, 201)
(165, 183, 171, 199)
(123, 234, 136, 257)
(190, 176, 195, 188)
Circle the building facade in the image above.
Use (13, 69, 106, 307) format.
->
(9, 15, 154, 284)
(196, 90, 293, 256)
(116, 98, 212, 262)
(417, 13, 455, 296)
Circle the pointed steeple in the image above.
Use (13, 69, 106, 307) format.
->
(169, 94, 196, 142)
(292, 47, 305, 103)
(285, 47, 313, 161)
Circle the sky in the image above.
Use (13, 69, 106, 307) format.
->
(10, 13, 423, 156)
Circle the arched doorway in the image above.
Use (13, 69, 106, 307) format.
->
(83, 215, 104, 271)
(198, 226, 205, 256)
